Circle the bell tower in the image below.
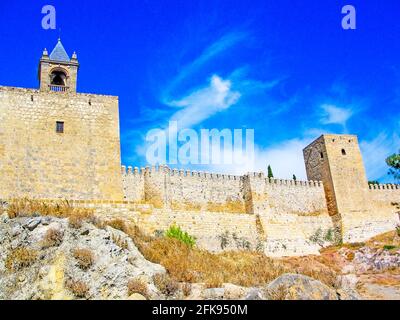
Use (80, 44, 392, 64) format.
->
(38, 39, 79, 93)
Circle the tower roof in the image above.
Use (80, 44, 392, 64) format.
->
(49, 38, 70, 62)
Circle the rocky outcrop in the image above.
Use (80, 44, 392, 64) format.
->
(264, 274, 358, 300)
(0, 215, 165, 300)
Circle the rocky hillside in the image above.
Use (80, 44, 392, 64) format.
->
(0, 202, 399, 300)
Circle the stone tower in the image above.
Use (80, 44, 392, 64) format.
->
(0, 39, 124, 201)
(303, 134, 370, 242)
(38, 39, 79, 93)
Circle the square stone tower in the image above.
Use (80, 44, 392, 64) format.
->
(0, 39, 123, 201)
(303, 134, 370, 242)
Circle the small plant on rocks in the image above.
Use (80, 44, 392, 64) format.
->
(112, 234, 129, 250)
(72, 248, 94, 270)
(127, 278, 149, 298)
(182, 283, 192, 297)
(42, 228, 64, 248)
(65, 278, 90, 299)
(218, 231, 230, 250)
(165, 224, 196, 248)
(5, 247, 38, 271)
(153, 273, 179, 296)
(107, 218, 126, 231)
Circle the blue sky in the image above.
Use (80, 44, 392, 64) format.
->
(0, 1, 399, 181)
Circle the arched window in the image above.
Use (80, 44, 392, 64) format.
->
(50, 70, 67, 86)
(342, 149, 346, 155)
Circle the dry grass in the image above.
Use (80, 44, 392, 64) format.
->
(72, 248, 94, 270)
(65, 279, 90, 299)
(112, 234, 129, 250)
(102, 220, 339, 288)
(265, 284, 289, 300)
(141, 237, 287, 287)
(366, 231, 400, 248)
(366, 274, 400, 287)
(153, 273, 179, 296)
(107, 218, 126, 231)
(5, 247, 38, 271)
(42, 228, 64, 248)
(6, 199, 94, 225)
(127, 278, 149, 298)
(182, 283, 192, 297)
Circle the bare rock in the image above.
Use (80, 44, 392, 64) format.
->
(128, 293, 147, 300)
(222, 283, 248, 299)
(25, 218, 41, 231)
(265, 273, 338, 300)
(244, 288, 266, 300)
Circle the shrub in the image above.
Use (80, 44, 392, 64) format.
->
(218, 231, 230, 250)
(165, 224, 196, 248)
(265, 284, 289, 300)
(72, 248, 94, 270)
(182, 283, 192, 297)
(42, 228, 64, 248)
(5, 247, 38, 271)
(112, 234, 129, 250)
(107, 218, 126, 232)
(383, 245, 396, 250)
(68, 214, 85, 229)
(153, 273, 179, 296)
(127, 278, 149, 298)
(65, 279, 90, 299)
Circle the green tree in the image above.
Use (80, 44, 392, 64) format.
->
(292, 174, 297, 181)
(267, 165, 274, 179)
(386, 151, 400, 182)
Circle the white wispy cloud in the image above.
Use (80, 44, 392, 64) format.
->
(167, 75, 241, 129)
(360, 133, 400, 181)
(162, 31, 248, 102)
(320, 104, 353, 127)
(203, 138, 311, 180)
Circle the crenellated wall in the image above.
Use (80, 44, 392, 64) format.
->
(122, 165, 247, 212)
(121, 165, 328, 216)
(120, 165, 337, 256)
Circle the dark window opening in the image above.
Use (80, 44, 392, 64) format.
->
(320, 152, 324, 159)
(342, 149, 346, 155)
(56, 121, 64, 133)
(50, 71, 67, 86)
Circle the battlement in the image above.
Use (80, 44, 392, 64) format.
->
(0, 85, 119, 100)
(368, 183, 400, 190)
(121, 165, 323, 187)
(121, 165, 242, 181)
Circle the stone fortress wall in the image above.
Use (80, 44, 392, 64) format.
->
(0, 83, 398, 256)
(1, 40, 399, 257)
(119, 164, 400, 256)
